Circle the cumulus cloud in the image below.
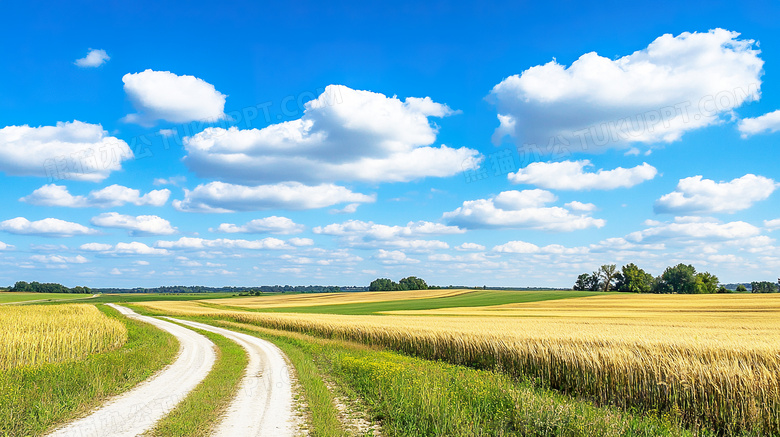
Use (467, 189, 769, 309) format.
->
(442, 190, 605, 231)
(314, 220, 464, 240)
(738, 110, 780, 138)
(654, 174, 777, 214)
(765, 218, 780, 231)
(313, 220, 458, 252)
(173, 181, 375, 212)
(74, 49, 109, 67)
(455, 242, 486, 251)
(30, 254, 89, 264)
(90, 213, 177, 236)
(21, 184, 170, 208)
(80, 241, 169, 255)
(0, 217, 97, 237)
(508, 160, 657, 190)
(565, 201, 597, 212)
(375, 249, 420, 264)
(627, 216, 761, 243)
(490, 29, 763, 151)
(330, 203, 361, 214)
(0, 241, 11, 250)
(0, 121, 132, 181)
(122, 69, 227, 124)
(492, 240, 588, 255)
(211, 216, 304, 235)
(182, 85, 481, 184)
(155, 236, 291, 250)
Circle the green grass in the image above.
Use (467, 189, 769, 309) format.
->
(0, 291, 95, 304)
(126, 305, 347, 437)
(213, 290, 608, 315)
(163, 315, 699, 437)
(146, 325, 248, 436)
(0, 304, 179, 436)
(86, 292, 239, 304)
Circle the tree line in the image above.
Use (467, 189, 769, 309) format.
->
(9, 281, 92, 294)
(573, 263, 728, 294)
(369, 276, 428, 291)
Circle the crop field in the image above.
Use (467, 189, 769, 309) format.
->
(0, 304, 127, 370)
(202, 288, 604, 315)
(138, 291, 780, 435)
(0, 292, 95, 304)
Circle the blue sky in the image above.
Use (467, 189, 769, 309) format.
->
(1, 0, 779, 288)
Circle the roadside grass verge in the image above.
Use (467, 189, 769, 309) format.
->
(145, 326, 247, 437)
(0, 304, 178, 436)
(156, 314, 700, 437)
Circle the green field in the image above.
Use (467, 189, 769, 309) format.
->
(0, 292, 94, 304)
(211, 289, 608, 315)
(87, 293, 239, 304)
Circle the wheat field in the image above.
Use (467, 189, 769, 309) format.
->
(140, 293, 780, 435)
(0, 304, 127, 370)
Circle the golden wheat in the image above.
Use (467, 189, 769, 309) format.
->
(0, 304, 127, 370)
(141, 294, 780, 434)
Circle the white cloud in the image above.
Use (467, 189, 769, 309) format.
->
(330, 203, 361, 214)
(455, 242, 486, 251)
(91, 213, 177, 236)
(627, 217, 761, 243)
(80, 241, 169, 256)
(155, 237, 291, 250)
(211, 216, 304, 235)
(182, 85, 481, 184)
(74, 49, 110, 67)
(375, 249, 420, 264)
(765, 218, 780, 231)
(654, 174, 777, 214)
(30, 254, 89, 264)
(288, 238, 315, 247)
(122, 69, 227, 124)
(490, 29, 763, 150)
(314, 220, 464, 240)
(0, 121, 132, 181)
(0, 241, 12, 250)
(153, 176, 186, 187)
(173, 181, 375, 212)
(442, 190, 605, 231)
(21, 184, 170, 208)
(0, 217, 97, 237)
(492, 241, 589, 255)
(508, 161, 657, 190)
(738, 110, 780, 138)
(565, 201, 597, 212)
(80, 243, 113, 252)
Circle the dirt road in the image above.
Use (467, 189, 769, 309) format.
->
(46, 304, 216, 437)
(166, 317, 296, 437)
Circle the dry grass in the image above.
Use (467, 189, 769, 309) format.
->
(139, 294, 780, 435)
(0, 304, 127, 370)
(203, 288, 472, 309)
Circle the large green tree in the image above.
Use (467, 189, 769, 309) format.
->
(656, 264, 698, 294)
(598, 264, 619, 292)
(615, 263, 654, 293)
(399, 276, 428, 290)
(695, 272, 719, 294)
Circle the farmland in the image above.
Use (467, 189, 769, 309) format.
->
(137, 290, 780, 436)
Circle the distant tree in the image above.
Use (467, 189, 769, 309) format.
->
(658, 264, 698, 294)
(751, 281, 779, 293)
(573, 274, 590, 291)
(615, 263, 654, 293)
(695, 272, 719, 294)
(716, 285, 731, 293)
(399, 276, 428, 291)
(598, 264, 619, 292)
(736, 284, 748, 292)
(586, 272, 601, 291)
(369, 278, 398, 291)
